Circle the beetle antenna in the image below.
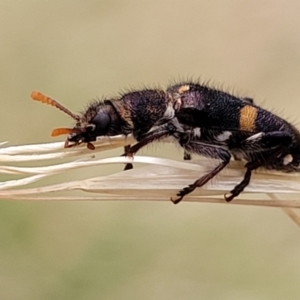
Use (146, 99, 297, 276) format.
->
(51, 128, 81, 137)
(31, 91, 81, 122)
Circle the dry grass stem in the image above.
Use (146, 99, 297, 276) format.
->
(1, 136, 300, 226)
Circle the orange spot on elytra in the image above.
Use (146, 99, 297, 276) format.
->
(239, 105, 257, 131)
(178, 85, 190, 94)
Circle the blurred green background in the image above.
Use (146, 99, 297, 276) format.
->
(1, 1, 300, 299)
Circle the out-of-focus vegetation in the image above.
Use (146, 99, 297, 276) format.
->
(1, 1, 300, 299)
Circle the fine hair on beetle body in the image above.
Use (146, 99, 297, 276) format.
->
(31, 81, 300, 204)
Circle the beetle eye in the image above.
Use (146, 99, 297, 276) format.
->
(91, 112, 111, 135)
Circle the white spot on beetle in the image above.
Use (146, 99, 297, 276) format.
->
(246, 132, 264, 142)
(163, 104, 175, 120)
(283, 154, 293, 165)
(193, 128, 201, 138)
(217, 131, 232, 141)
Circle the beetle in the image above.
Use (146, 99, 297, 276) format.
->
(32, 81, 300, 204)
(126, 82, 300, 203)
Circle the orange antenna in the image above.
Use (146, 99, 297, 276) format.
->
(51, 128, 80, 137)
(31, 91, 81, 122)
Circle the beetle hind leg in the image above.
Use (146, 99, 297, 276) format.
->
(172, 158, 229, 204)
(171, 140, 231, 204)
(224, 161, 258, 201)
